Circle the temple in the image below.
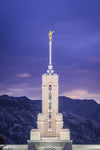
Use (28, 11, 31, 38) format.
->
(28, 31, 72, 150)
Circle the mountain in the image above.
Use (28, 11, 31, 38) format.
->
(59, 97, 100, 144)
(59, 96, 100, 123)
(0, 95, 100, 144)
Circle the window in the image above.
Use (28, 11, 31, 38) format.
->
(49, 122, 51, 128)
(49, 85, 52, 91)
(49, 112, 51, 119)
(49, 94, 52, 100)
(49, 103, 51, 109)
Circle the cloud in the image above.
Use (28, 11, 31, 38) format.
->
(90, 57, 100, 63)
(17, 73, 31, 78)
(62, 89, 88, 99)
(61, 89, 100, 103)
(0, 91, 14, 96)
(0, 83, 41, 100)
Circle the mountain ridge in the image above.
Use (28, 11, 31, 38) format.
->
(0, 95, 100, 144)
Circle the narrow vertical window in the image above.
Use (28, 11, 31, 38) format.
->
(49, 94, 52, 100)
(49, 85, 52, 91)
(49, 112, 51, 119)
(49, 102, 51, 109)
(48, 85, 52, 132)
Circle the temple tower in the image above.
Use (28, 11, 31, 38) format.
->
(28, 31, 72, 150)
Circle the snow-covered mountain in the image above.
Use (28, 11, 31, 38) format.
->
(0, 95, 100, 144)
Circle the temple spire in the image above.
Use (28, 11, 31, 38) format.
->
(48, 31, 54, 66)
(47, 31, 54, 74)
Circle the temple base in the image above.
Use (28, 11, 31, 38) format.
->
(27, 140, 72, 150)
(30, 129, 70, 141)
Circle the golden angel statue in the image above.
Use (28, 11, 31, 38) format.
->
(48, 31, 54, 41)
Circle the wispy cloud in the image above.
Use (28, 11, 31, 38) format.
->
(0, 83, 41, 100)
(17, 73, 31, 78)
(61, 89, 100, 103)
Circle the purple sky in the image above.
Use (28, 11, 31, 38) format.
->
(0, 0, 100, 103)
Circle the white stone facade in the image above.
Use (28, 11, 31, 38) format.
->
(30, 73, 70, 140)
